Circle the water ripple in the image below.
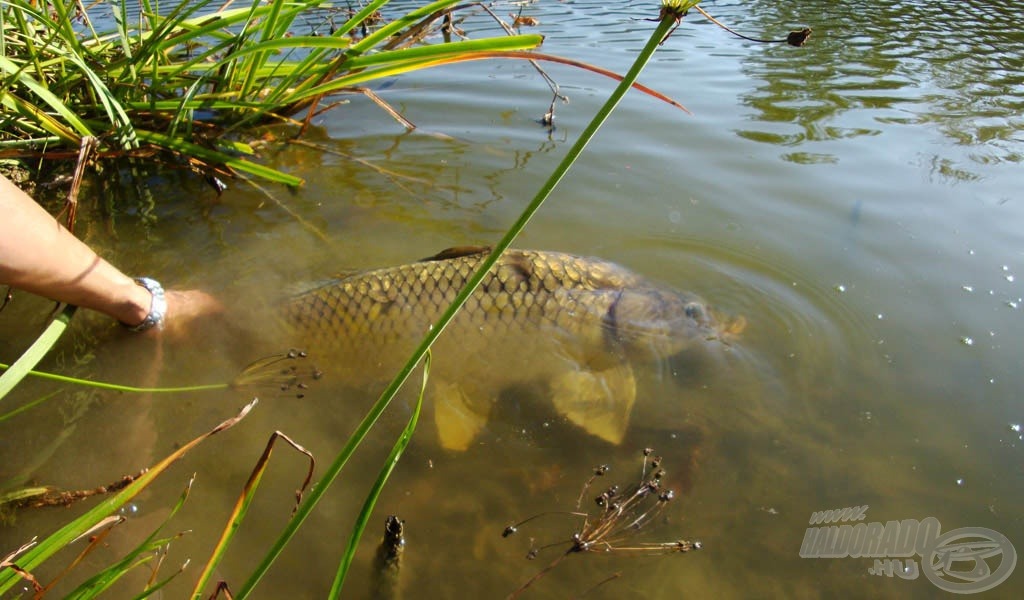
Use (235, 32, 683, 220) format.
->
(738, 0, 1024, 165)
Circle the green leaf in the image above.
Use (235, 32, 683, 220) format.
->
(0, 305, 75, 402)
(329, 351, 429, 598)
(0, 56, 92, 139)
(0, 400, 259, 595)
(134, 130, 303, 186)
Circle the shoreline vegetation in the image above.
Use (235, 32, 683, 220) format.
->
(0, 0, 545, 191)
(0, 1, 807, 597)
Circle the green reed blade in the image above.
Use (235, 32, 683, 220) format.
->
(189, 432, 315, 599)
(0, 400, 258, 595)
(0, 305, 75, 402)
(328, 351, 429, 598)
(259, 0, 388, 107)
(235, 0, 287, 98)
(0, 55, 92, 139)
(134, 130, 303, 186)
(64, 478, 194, 599)
(347, 0, 461, 57)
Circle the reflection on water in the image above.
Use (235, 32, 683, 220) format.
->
(739, 0, 1024, 171)
(3, 1, 1024, 598)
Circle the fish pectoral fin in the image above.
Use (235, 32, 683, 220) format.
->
(433, 381, 492, 451)
(420, 246, 491, 262)
(549, 362, 637, 445)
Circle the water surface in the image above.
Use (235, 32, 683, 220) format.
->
(2, 1, 1023, 598)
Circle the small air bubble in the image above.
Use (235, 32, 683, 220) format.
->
(835, 284, 846, 293)
(960, 337, 974, 346)
(955, 478, 965, 487)
(962, 285, 974, 292)
(1008, 275, 1016, 283)
(1002, 265, 1010, 272)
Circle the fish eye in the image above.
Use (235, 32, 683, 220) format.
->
(684, 302, 704, 320)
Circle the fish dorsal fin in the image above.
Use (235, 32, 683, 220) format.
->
(283, 278, 344, 297)
(420, 246, 491, 262)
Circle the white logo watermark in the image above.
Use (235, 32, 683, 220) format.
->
(800, 506, 1016, 594)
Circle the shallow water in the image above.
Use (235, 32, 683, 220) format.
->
(2, 1, 1023, 598)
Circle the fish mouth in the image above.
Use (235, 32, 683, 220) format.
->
(704, 309, 747, 345)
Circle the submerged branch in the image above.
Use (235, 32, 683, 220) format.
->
(4, 470, 148, 510)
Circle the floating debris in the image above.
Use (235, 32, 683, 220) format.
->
(503, 448, 700, 598)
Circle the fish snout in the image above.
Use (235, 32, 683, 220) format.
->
(609, 288, 719, 357)
(706, 308, 747, 344)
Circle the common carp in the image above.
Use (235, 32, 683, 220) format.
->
(284, 247, 734, 450)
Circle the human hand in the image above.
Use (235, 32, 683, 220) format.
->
(156, 289, 224, 339)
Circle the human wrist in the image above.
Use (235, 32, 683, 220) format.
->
(120, 277, 167, 332)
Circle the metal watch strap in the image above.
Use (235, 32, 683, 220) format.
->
(126, 277, 167, 332)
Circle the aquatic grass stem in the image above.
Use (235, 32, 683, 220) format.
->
(1, 351, 312, 422)
(0, 364, 228, 395)
(0, 400, 258, 595)
(62, 479, 195, 598)
(0, 390, 61, 424)
(189, 431, 315, 599)
(329, 352, 429, 598)
(236, 7, 686, 598)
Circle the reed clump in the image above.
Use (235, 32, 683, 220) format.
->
(0, 0, 543, 185)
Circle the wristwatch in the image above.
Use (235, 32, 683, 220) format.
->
(126, 277, 167, 332)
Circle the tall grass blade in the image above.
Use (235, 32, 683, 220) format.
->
(0, 55, 92, 139)
(261, 0, 386, 106)
(328, 351, 429, 598)
(0, 399, 259, 595)
(134, 130, 303, 186)
(189, 431, 315, 599)
(348, 0, 461, 56)
(63, 477, 195, 599)
(0, 305, 75, 402)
